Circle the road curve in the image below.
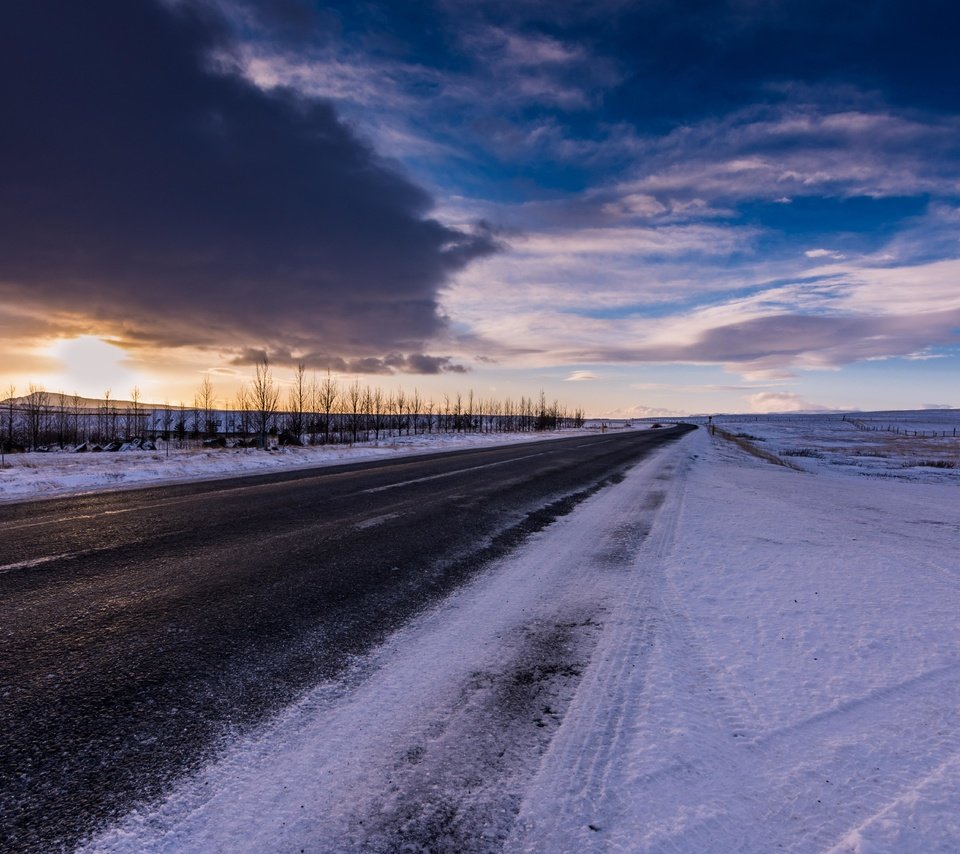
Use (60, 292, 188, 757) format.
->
(0, 425, 695, 852)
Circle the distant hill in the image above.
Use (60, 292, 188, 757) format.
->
(0, 392, 176, 410)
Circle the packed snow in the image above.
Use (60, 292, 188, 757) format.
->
(75, 413, 960, 852)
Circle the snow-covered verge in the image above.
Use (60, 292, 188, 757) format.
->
(510, 426, 960, 852)
(0, 427, 635, 504)
(81, 422, 960, 852)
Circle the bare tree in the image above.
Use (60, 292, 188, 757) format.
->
(70, 393, 84, 445)
(1, 383, 14, 464)
(307, 372, 320, 445)
(410, 388, 422, 435)
(371, 387, 386, 440)
(196, 375, 217, 438)
(99, 389, 118, 443)
(318, 371, 338, 444)
(454, 392, 463, 432)
(390, 388, 404, 437)
(346, 380, 363, 444)
(95, 390, 106, 443)
(251, 357, 280, 448)
(24, 384, 49, 450)
(537, 390, 548, 431)
(287, 362, 307, 444)
(52, 391, 67, 448)
(4, 384, 16, 452)
(125, 386, 144, 440)
(234, 384, 251, 437)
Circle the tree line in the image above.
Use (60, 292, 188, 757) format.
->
(1, 360, 585, 452)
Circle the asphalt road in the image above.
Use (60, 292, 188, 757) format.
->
(0, 425, 694, 852)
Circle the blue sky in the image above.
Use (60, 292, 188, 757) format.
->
(2, 0, 959, 414)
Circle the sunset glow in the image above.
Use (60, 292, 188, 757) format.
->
(46, 337, 137, 399)
(1, 2, 958, 415)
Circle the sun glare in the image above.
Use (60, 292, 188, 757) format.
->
(49, 336, 137, 399)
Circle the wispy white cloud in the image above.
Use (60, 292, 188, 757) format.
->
(447, 251, 960, 378)
(516, 224, 756, 256)
(805, 248, 845, 259)
(613, 106, 960, 203)
(747, 391, 828, 413)
(603, 403, 687, 419)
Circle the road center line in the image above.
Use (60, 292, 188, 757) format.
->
(362, 452, 547, 493)
(354, 512, 400, 530)
(0, 552, 83, 574)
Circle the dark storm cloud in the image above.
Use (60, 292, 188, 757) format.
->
(229, 347, 467, 375)
(0, 1, 496, 364)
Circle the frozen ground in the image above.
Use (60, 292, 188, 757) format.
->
(82, 414, 960, 853)
(0, 427, 625, 503)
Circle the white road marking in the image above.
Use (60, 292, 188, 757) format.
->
(354, 512, 400, 530)
(0, 552, 82, 574)
(361, 452, 547, 494)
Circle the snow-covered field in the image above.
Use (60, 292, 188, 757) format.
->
(712, 409, 960, 481)
(82, 414, 960, 853)
(0, 428, 620, 504)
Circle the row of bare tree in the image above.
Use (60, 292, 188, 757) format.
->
(1, 384, 153, 452)
(1, 360, 585, 452)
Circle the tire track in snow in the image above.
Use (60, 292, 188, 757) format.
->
(505, 450, 700, 853)
(351, 612, 602, 852)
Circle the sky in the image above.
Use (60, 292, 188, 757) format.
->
(2, 0, 959, 416)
